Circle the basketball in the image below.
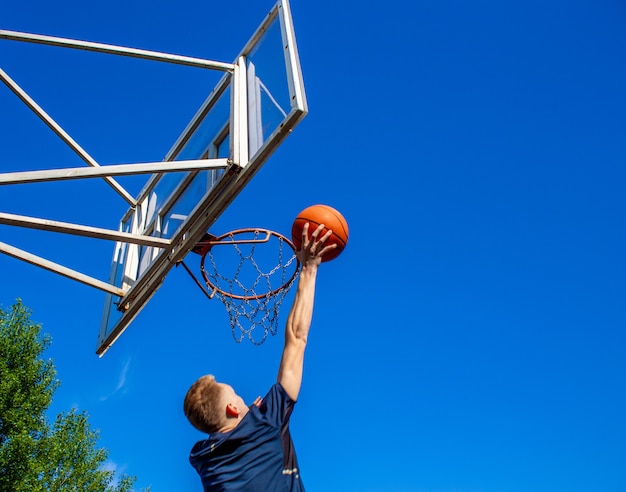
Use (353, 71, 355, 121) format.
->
(291, 205, 349, 262)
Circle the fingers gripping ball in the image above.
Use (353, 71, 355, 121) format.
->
(291, 205, 349, 262)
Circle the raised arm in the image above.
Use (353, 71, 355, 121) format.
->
(277, 223, 335, 401)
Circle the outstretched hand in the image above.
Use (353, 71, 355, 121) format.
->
(297, 222, 336, 266)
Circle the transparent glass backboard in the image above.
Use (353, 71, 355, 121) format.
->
(97, 0, 307, 355)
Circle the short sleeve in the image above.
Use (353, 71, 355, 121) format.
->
(258, 383, 296, 427)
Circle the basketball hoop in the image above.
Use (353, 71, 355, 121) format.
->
(180, 228, 300, 344)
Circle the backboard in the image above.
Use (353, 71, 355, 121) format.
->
(98, 0, 307, 355)
(0, 0, 307, 356)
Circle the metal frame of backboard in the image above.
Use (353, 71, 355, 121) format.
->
(0, 0, 307, 355)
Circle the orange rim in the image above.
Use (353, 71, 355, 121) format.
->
(198, 228, 300, 301)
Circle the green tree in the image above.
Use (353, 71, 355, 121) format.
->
(0, 300, 148, 492)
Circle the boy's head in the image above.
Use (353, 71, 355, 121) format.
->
(184, 375, 249, 434)
(184, 375, 227, 434)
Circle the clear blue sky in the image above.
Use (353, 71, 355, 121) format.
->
(1, 1, 625, 491)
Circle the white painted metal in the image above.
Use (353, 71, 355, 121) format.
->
(232, 56, 248, 168)
(0, 240, 125, 296)
(0, 29, 235, 72)
(279, 0, 308, 113)
(0, 158, 229, 185)
(0, 212, 172, 247)
(0, 67, 136, 206)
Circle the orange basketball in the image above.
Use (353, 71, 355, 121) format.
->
(291, 205, 349, 262)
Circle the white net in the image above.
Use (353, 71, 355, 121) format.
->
(199, 229, 300, 344)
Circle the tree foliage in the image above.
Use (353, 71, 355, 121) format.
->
(0, 300, 147, 491)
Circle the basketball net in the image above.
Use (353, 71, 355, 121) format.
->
(181, 229, 300, 344)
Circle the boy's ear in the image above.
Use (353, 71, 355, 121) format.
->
(225, 403, 240, 418)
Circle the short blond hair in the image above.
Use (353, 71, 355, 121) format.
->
(183, 375, 225, 434)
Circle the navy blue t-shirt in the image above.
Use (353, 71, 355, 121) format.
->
(189, 383, 305, 491)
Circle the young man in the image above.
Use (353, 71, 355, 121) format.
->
(184, 223, 335, 491)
